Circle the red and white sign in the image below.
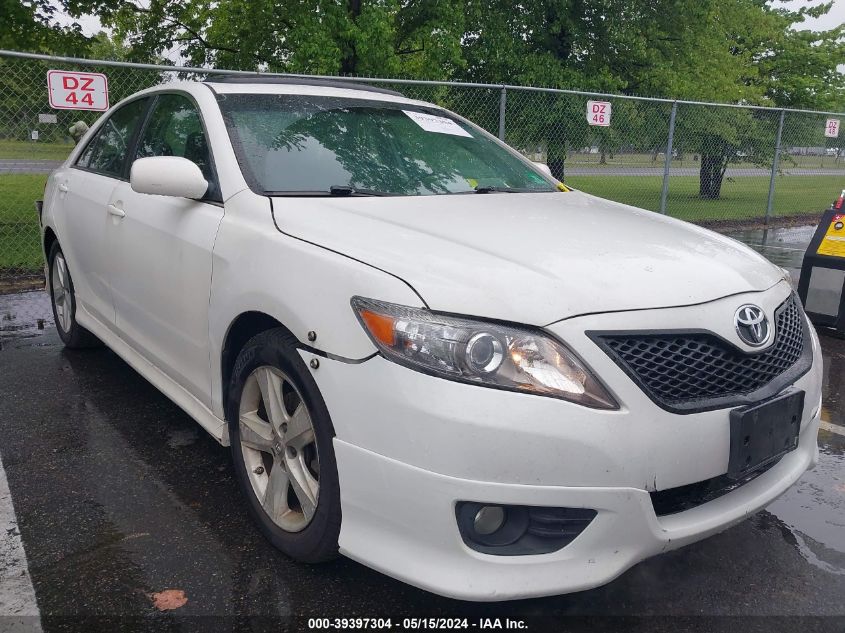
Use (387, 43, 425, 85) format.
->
(587, 100, 611, 127)
(47, 70, 109, 111)
(825, 118, 840, 138)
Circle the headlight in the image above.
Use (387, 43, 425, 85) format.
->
(351, 297, 617, 409)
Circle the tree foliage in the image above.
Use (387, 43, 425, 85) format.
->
(0, 0, 88, 54)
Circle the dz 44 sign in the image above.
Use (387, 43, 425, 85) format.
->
(587, 100, 611, 127)
(47, 70, 109, 111)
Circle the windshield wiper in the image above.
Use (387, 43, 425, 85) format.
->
(474, 185, 533, 194)
(264, 186, 397, 197)
(328, 185, 396, 197)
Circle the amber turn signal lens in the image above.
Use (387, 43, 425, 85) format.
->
(359, 310, 396, 346)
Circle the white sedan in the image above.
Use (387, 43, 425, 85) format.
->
(39, 77, 823, 601)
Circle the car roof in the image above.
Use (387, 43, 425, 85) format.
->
(204, 75, 404, 97)
(202, 78, 428, 106)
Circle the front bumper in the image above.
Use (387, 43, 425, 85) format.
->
(334, 412, 818, 601)
(304, 282, 823, 600)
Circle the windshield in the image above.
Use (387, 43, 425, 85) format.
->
(218, 93, 558, 196)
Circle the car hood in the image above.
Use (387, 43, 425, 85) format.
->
(271, 190, 783, 325)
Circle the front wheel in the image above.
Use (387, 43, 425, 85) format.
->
(48, 242, 101, 349)
(227, 328, 341, 563)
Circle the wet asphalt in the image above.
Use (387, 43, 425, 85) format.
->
(0, 228, 844, 632)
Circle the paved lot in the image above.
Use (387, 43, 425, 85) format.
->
(0, 230, 844, 632)
(0, 160, 63, 175)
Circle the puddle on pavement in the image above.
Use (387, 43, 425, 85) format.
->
(724, 224, 816, 271)
(726, 225, 818, 247)
(0, 289, 53, 347)
(766, 436, 845, 574)
(762, 334, 845, 571)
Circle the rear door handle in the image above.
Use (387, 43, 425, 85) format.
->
(107, 204, 125, 218)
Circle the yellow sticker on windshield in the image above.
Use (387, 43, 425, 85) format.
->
(557, 182, 571, 192)
(466, 178, 478, 188)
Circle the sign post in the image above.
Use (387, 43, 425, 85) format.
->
(47, 70, 109, 111)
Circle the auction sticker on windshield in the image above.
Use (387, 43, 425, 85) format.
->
(47, 70, 109, 111)
(817, 213, 845, 257)
(403, 110, 472, 137)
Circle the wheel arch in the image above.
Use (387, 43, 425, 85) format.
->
(43, 226, 58, 261)
(220, 311, 296, 414)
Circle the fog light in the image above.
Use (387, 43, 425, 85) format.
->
(473, 506, 505, 535)
(456, 502, 597, 556)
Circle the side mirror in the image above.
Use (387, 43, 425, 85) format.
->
(533, 162, 553, 178)
(130, 156, 208, 198)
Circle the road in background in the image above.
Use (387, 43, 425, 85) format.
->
(4, 159, 844, 177)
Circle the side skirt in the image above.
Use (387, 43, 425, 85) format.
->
(75, 307, 229, 446)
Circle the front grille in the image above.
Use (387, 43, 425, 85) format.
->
(591, 294, 811, 413)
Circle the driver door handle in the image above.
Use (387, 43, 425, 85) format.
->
(107, 204, 125, 218)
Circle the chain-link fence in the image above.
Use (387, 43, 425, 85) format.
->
(2, 48, 844, 306)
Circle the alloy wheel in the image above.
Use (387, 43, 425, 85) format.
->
(238, 366, 320, 532)
(51, 253, 73, 334)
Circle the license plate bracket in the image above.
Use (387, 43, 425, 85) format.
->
(728, 390, 804, 479)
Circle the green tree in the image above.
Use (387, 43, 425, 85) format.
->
(0, 0, 89, 54)
(85, 0, 466, 78)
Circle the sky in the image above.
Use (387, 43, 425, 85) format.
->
(776, 0, 845, 29)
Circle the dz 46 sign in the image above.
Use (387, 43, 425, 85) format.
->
(47, 70, 109, 111)
(587, 100, 611, 126)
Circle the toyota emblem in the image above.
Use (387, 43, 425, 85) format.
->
(734, 304, 771, 347)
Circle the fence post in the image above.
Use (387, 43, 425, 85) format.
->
(765, 109, 786, 225)
(660, 101, 678, 215)
(498, 86, 506, 141)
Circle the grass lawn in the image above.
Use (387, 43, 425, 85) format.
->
(0, 174, 48, 273)
(566, 174, 841, 222)
(564, 152, 845, 171)
(0, 171, 838, 278)
(0, 139, 74, 161)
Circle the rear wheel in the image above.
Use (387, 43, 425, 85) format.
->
(48, 242, 101, 349)
(227, 328, 341, 562)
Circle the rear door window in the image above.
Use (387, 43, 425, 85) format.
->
(76, 98, 149, 178)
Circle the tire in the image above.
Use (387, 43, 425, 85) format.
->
(226, 328, 341, 563)
(47, 242, 101, 349)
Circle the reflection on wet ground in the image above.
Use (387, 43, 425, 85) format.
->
(767, 433, 845, 577)
(0, 289, 51, 348)
(723, 225, 816, 272)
